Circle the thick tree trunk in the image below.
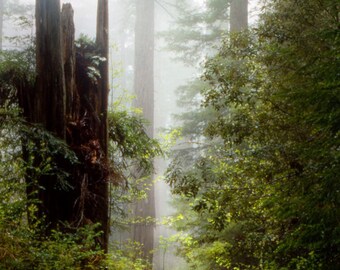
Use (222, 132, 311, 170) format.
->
(35, 0, 65, 137)
(0, 0, 4, 50)
(230, 0, 248, 32)
(133, 0, 155, 261)
(34, 0, 67, 225)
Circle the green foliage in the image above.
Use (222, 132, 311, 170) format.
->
(109, 108, 162, 177)
(0, 224, 105, 270)
(0, 220, 105, 269)
(106, 241, 152, 270)
(166, 0, 339, 269)
(108, 104, 162, 229)
(28, 226, 104, 270)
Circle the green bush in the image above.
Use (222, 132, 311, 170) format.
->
(106, 241, 152, 270)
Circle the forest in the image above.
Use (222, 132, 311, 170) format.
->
(0, 0, 339, 269)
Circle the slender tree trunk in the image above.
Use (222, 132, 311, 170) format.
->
(230, 0, 248, 32)
(94, 0, 110, 252)
(0, 0, 4, 50)
(133, 0, 155, 262)
(96, 0, 109, 155)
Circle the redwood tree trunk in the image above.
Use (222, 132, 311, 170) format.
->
(34, 0, 67, 225)
(133, 0, 155, 261)
(35, 0, 65, 137)
(94, 0, 110, 252)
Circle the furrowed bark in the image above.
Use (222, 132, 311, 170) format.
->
(34, 0, 68, 225)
